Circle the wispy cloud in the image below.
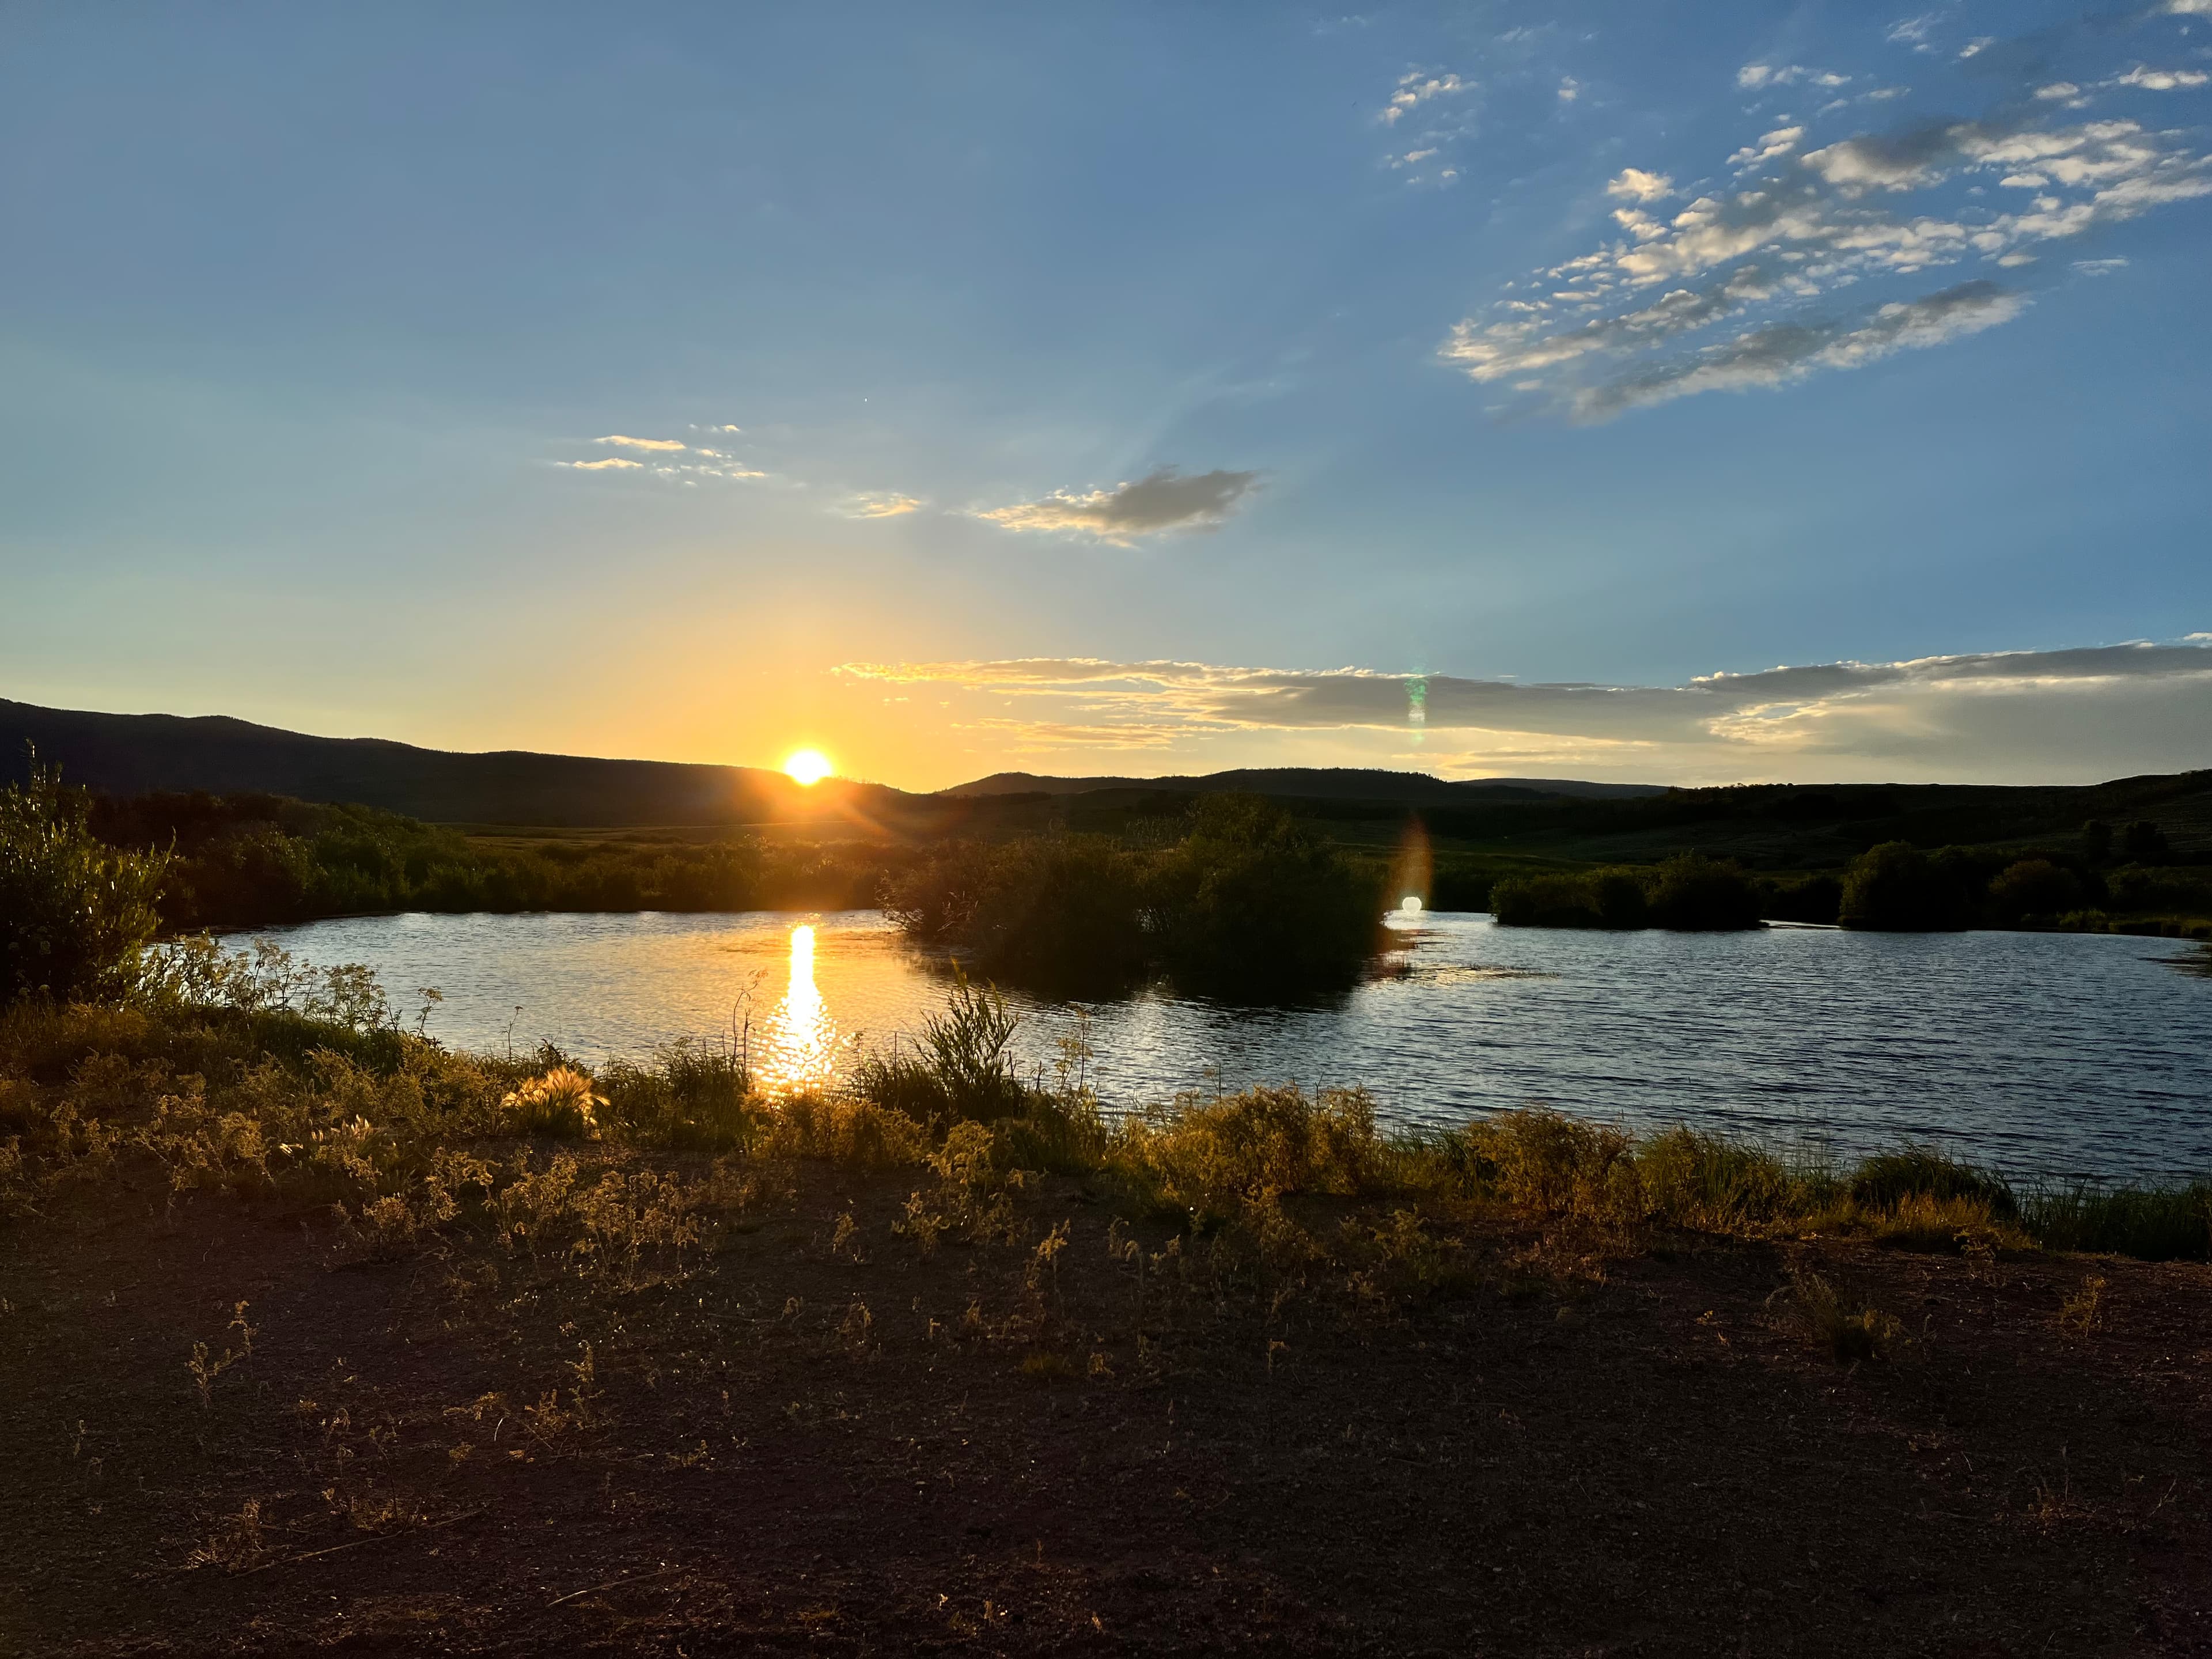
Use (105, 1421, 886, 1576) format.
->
(975, 467, 1260, 544)
(1380, 71, 1471, 126)
(594, 434, 688, 452)
(839, 639, 2212, 783)
(845, 492, 925, 519)
(1737, 64, 1850, 90)
(552, 430, 768, 483)
(1441, 10, 2212, 421)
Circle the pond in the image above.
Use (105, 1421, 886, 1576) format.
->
(240, 909, 2212, 1181)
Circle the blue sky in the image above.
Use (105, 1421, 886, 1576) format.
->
(4, 0, 2209, 786)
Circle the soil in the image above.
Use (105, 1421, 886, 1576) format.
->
(3, 1166, 2210, 1657)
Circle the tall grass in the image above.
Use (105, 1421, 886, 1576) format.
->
(3, 942, 2206, 1266)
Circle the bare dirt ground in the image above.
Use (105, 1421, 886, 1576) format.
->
(4, 1168, 2210, 1657)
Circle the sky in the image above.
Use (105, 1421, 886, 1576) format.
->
(3, 0, 2210, 790)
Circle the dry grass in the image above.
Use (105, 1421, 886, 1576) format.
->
(1774, 1268, 1903, 1363)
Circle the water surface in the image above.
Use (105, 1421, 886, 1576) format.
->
(246, 910, 2212, 1180)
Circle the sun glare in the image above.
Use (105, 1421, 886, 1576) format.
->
(783, 748, 834, 786)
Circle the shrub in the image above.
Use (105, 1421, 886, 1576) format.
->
(1490, 855, 1761, 932)
(1489, 872, 1607, 929)
(962, 837, 1149, 991)
(883, 797, 1387, 999)
(1642, 853, 1763, 930)
(1150, 797, 1385, 996)
(1986, 859, 2081, 925)
(1116, 1084, 1382, 1225)
(500, 1067, 605, 1140)
(0, 763, 171, 1004)
(852, 969, 1028, 1126)
(1839, 842, 1956, 930)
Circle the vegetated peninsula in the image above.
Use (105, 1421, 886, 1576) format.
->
(5, 763, 2212, 1655)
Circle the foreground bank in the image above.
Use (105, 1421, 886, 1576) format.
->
(4, 971, 2211, 1654)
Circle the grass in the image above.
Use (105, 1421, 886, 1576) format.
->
(1, 941, 2206, 1274)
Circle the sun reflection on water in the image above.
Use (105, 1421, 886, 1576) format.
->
(757, 922, 840, 1092)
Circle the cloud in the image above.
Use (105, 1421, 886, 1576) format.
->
(1557, 77, 1580, 102)
(838, 639, 2212, 783)
(2071, 256, 2130, 274)
(1729, 126, 1805, 169)
(1569, 281, 2027, 421)
(1438, 13, 2212, 422)
(845, 492, 924, 519)
(975, 467, 1260, 543)
(594, 435, 688, 452)
(1380, 71, 1471, 125)
(558, 457, 643, 471)
(1737, 65, 1850, 90)
(2112, 65, 2211, 90)
(1606, 168, 1674, 202)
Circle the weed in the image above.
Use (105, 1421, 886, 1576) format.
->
(2056, 1275, 2107, 1336)
(186, 1499, 272, 1571)
(187, 1302, 255, 1409)
(1774, 1269, 1900, 1363)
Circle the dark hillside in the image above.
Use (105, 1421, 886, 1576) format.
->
(1, 700, 913, 828)
(948, 767, 1665, 802)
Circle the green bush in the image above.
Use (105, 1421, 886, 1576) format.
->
(1151, 796, 1384, 995)
(1, 764, 171, 1004)
(1985, 859, 2082, 925)
(1490, 854, 1761, 931)
(884, 797, 1384, 998)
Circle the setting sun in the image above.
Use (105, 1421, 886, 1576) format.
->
(783, 747, 834, 786)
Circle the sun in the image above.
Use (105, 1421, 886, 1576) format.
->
(783, 748, 834, 786)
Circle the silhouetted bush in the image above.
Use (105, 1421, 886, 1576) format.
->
(1643, 853, 1764, 930)
(1839, 842, 1965, 930)
(1491, 854, 1762, 931)
(884, 797, 1384, 997)
(1, 764, 171, 1003)
(1985, 859, 2082, 925)
(1488, 872, 1608, 928)
(1152, 797, 1387, 994)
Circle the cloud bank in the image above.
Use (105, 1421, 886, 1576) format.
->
(1443, 9, 2212, 419)
(839, 638, 2212, 783)
(975, 467, 1260, 544)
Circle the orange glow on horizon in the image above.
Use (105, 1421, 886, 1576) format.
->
(783, 747, 834, 786)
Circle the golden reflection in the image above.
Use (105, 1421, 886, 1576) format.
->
(757, 922, 839, 1092)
